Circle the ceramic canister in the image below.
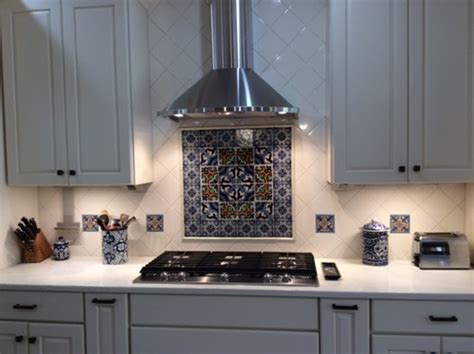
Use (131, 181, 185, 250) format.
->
(362, 219, 389, 266)
(102, 228, 128, 265)
(53, 236, 70, 261)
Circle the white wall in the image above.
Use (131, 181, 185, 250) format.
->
(36, 0, 466, 261)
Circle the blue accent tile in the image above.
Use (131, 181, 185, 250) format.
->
(82, 215, 99, 232)
(184, 218, 201, 237)
(147, 214, 164, 232)
(316, 214, 335, 233)
(256, 202, 273, 219)
(274, 201, 292, 219)
(201, 220, 220, 237)
(219, 184, 238, 202)
(239, 220, 255, 237)
(183, 164, 200, 185)
(200, 147, 218, 166)
(390, 214, 410, 233)
(219, 220, 240, 237)
(236, 165, 254, 184)
(255, 220, 273, 236)
(236, 184, 255, 202)
(219, 166, 237, 184)
(273, 146, 291, 164)
(273, 182, 291, 203)
(274, 164, 291, 182)
(217, 129, 236, 147)
(183, 149, 200, 166)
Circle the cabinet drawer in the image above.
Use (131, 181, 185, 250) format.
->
(131, 327, 319, 354)
(131, 294, 318, 331)
(372, 300, 474, 335)
(0, 291, 83, 322)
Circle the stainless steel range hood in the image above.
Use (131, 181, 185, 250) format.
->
(159, 0, 299, 120)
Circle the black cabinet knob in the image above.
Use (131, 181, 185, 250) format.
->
(15, 336, 23, 343)
(398, 166, 406, 173)
(413, 165, 421, 172)
(28, 337, 37, 344)
(57, 170, 64, 176)
(69, 170, 77, 176)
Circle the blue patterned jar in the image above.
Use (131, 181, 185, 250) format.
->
(362, 219, 389, 266)
(53, 237, 70, 261)
(102, 228, 128, 265)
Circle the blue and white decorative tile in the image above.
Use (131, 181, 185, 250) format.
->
(316, 214, 335, 233)
(199, 129, 218, 147)
(390, 215, 410, 233)
(182, 128, 292, 238)
(147, 214, 164, 232)
(82, 215, 99, 232)
(254, 128, 273, 146)
(182, 130, 200, 148)
(273, 219, 292, 238)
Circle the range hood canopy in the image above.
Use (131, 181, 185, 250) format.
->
(159, 0, 299, 120)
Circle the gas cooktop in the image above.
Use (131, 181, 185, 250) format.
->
(139, 251, 318, 286)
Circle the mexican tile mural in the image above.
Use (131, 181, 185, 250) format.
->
(182, 128, 292, 238)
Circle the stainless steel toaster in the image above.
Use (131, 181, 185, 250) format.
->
(412, 232, 471, 269)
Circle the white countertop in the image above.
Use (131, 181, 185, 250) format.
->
(0, 256, 472, 300)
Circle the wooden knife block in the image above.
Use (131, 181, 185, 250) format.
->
(23, 230, 53, 263)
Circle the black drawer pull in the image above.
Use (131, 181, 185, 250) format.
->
(28, 337, 36, 344)
(15, 336, 24, 343)
(13, 304, 37, 310)
(92, 298, 116, 304)
(429, 315, 458, 322)
(332, 304, 358, 311)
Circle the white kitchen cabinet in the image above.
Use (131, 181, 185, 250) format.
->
(320, 299, 370, 354)
(85, 293, 128, 354)
(442, 337, 474, 354)
(408, 0, 474, 183)
(329, 0, 474, 184)
(29, 323, 84, 354)
(1, 0, 68, 186)
(1, 0, 153, 186)
(328, 0, 409, 184)
(372, 335, 440, 354)
(0, 321, 27, 354)
(131, 327, 319, 354)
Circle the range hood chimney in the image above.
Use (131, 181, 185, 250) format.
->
(159, 0, 299, 120)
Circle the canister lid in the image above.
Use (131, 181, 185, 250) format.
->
(54, 236, 69, 246)
(362, 219, 389, 232)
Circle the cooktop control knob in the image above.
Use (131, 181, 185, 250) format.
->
(263, 273, 273, 283)
(159, 272, 169, 282)
(282, 274, 292, 283)
(220, 273, 230, 282)
(177, 272, 187, 282)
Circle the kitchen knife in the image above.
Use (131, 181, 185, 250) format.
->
(29, 218, 39, 234)
(18, 222, 35, 240)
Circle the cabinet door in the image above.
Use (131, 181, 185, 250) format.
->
(131, 327, 319, 354)
(443, 337, 474, 354)
(62, 0, 132, 185)
(372, 335, 440, 354)
(0, 321, 27, 354)
(328, 0, 409, 184)
(85, 293, 128, 354)
(29, 323, 84, 354)
(1, 0, 68, 186)
(409, 0, 474, 182)
(320, 299, 369, 354)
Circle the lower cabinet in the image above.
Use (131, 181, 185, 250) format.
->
(372, 335, 474, 354)
(0, 321, 27, 354)
(131, 327, 319, 354)
(320, 298, 370, 354)
(29, 323, 84, 354)
(0, 321, 84, 354)
(85, 293, 128, 354)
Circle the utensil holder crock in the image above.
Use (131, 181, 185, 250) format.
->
(102, 228, 128, 265)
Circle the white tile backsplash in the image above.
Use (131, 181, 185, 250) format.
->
(36, 0, 466, 261)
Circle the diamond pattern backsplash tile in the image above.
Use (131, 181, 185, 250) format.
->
(35, 0, 467, 261)
(183, 128, 292, 238)
(390, 215, 410, 234)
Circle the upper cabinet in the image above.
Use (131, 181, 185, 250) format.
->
(328, 0, 474, 184)
(1, 0, 153, 186)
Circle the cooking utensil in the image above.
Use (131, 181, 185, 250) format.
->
(123, 216, 136, 228)
(98, 210, 110, 227)
(119, 213, 129, 227)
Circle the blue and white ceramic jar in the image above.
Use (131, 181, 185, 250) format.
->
(362, 219, 389, 266)
(102, 228, 128, 265)
(53, 237, 70, 261)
